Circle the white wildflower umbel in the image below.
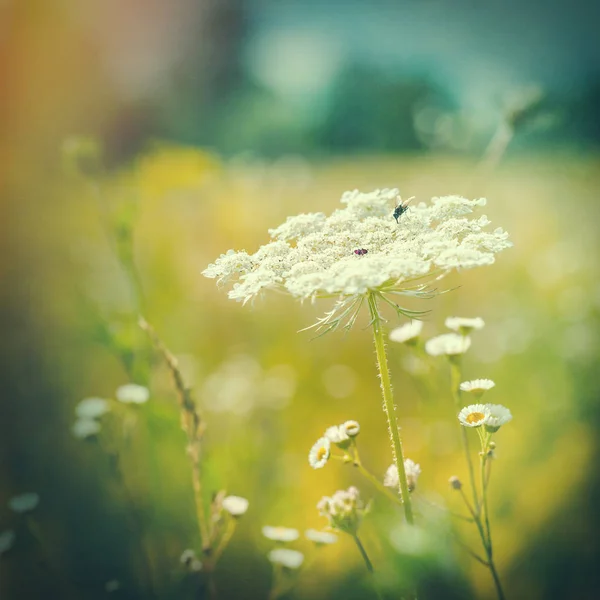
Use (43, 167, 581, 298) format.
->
(460, 379, 495, 398)
(317, 486, 367, 535)
(203, 189, 511, 325)
(389, 320, 423, 344)
(262, 526, 300, 543)
(425, 333, 471, 357)
(485, 404, 513, 433)
(384, 459, 422, 493)
(308, 437, 331, 469)
(445, 317, 485, 335)
(268, 548, 304, 569)
(222, 495, 249, 517)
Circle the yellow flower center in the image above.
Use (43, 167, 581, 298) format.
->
(317, 447, 328, 461)
(466, 412, 485, 424)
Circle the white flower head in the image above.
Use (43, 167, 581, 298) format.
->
(222, 495, 249, 517)
(268, 548, 304, 569)
(308, 437, 331, 469)
(384, 459, 422, 493)
(425, 333, 471, 357)
(317, 486, 366, 535)
(0, 530, 15, 555)
(203, 190, 511, 331)
(342, 420, 360, 438)
(262, 526, 300, 542)
(324, 425, 350, 447)
(460, 379, 495, 398)
(116, 384, 149, 405)
(180, 549, 202, 572)
(445, 316, 485, 334)
(389, 320, 423, 344)
(8, 493, 40, 514)
(485, 404, 513, 433)
(305, 529, 338, 545)
(75, 397, 111, 419)
(458, 404, 491, 428)
(72, 418, 101, 439)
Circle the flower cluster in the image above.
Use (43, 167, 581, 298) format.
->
(317, 486, 368, 535)
(203, 190, 511, 305)
(459, 404, 512, 433)
(308, 420, 361, 468)
(383, 459, 422, 493)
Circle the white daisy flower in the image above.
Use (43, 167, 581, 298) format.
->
(72, 418, 101, 439)
(304, 529, 338, 545)
(204, 190, 511, 331)
(75, 397, 111, 419)
(116, 384, 149, 405)
(342, 420, 360, 438)
(262, 526, 300, 542)
(383, 459, 422, 492)
(222, 495, 249, 517)
(460, 379, 495, 397)
(425, 333, 471, 357)
(308, 437, 331, 469)
(485, 404, 513, 433)
(8, 493, 40, 514)
(324, 425, 350, 447)
(445, 316, 485, 334)
(268, 548, 304, 569)
(0, 530, 15, 555)
(105, 580, 121, 593)
(389, 320, 423, 344)
(458, 404, 491, 428)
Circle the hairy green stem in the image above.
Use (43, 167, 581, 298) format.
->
(368, 293, 414, 525)
(352, 535, 383, 600)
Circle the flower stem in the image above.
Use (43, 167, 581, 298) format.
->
(352, 534, 383, 600)
(368, 293, 414, 525)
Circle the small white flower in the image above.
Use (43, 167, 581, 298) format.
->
(72, 418, 101, 439)
(308, 437, 331, 469)
(268, 548, 304, 569)
(324, 425, 350, 446)
(116, 384, 149, 405)
(458, 404, 491, 428)
(389, 320, 423, 344)
(0, 530, 15, 555)
(445, 317, 485, 334)
(342, 420, 360, 438)
(262, 526, 300, 542)
(425, 333, 471, 357)
(222, 495, 249, 517)
(305, 529, 338, 545)
(105, 580, 121, 593)
(8, 493, 40, 514)
(460, 379, 495, 397)
(383, 459, 422, 492)
(485, 404, 513, 433)
(317, 486, 366, 534)
(180, 549, 203, 572)
(75, 397, 111, 419)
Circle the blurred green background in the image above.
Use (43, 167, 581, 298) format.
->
(1, 1, 600, 599)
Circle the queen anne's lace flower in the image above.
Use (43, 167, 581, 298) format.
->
(384, 459, 421, 493)
(389, 320, 423, 344)
(203, 190, 511, 317)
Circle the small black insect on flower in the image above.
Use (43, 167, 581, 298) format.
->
(354, 248, 368, 256)
(393, 197, 413, 223)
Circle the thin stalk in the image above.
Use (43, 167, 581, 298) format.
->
(367, 293, 414, 525)
(355, 462, 404, 507)
(352, 535, 383, 600)
(450, 361, 479, 512)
